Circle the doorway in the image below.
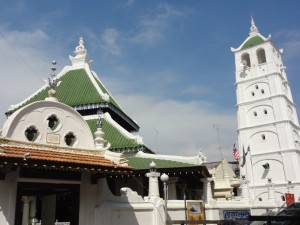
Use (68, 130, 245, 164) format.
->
(15, 182, 80, 225)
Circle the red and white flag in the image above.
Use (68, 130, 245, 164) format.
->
(233, 144, 239, 160)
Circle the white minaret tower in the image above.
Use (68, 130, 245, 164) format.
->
(231, 17, 300, 204)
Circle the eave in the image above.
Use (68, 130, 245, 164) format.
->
(0, 145, 132, 176)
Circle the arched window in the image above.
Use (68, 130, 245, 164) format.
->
(25, 126, 39, 141)
(257, 48, 266, 64)
(264, 109, 268, 115)
(241, 53, 251, 67)
(262, 134, 266, 140)
(65, 132, 76, 146)
(251, 92, 255, 96)
(47, 114, 59, 130)
(254, 111, 257, 117)
(261, 89, 265, 94)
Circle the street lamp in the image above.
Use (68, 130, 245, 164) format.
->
(160, 173, 169, 224)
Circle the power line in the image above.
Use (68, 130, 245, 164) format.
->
(0, 30, 44, 83)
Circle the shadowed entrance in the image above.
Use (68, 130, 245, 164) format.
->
(15, 182, 80, 225)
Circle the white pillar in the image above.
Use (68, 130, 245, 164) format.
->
(241, 179, 250, 201)
(287, 181, 294, 194)
(146, 162, 161, 199)
(267, 182, 275, 201)
(168, 177, 179, 200)
(22, 196, 30, 225)
(201, 178, 213, 203)
(207, 178, 213, 201)
(29, 196, 37, 223)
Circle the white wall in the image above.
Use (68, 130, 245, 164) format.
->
(0, 171, 18, 225)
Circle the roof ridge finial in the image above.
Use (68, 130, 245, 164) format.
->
(249, 15, 259, 37)
(75, 37, 86, 56)
(96, 109, 104, 129)
(45, 60, 61, 101)
(94, 109, 111, 150)
(69, 36, 90, 67)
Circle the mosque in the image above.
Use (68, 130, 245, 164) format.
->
(0, 18, 299, 225)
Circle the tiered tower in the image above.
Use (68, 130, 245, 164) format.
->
(231, 18, 300, 204)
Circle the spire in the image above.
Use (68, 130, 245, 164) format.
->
(74, 37, 87, 56)
(45, 60, 60, 101)
(69, 37, 89, 67)
(96, 109, 103, 129)
(94, 109, 108, 150)
(249, 15, 259, 37)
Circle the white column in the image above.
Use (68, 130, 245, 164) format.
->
(267, 183, 275, 201)
(287, 181, 295, 194)
(201, 178, 213, 203)
(207, 178, 213, 201)
(168, 177, 179, 200)
(22, 196, 30, 225)
(145, 162, 161, 199)
(29, 196, 37, 223)
(241, 179, 250, 201)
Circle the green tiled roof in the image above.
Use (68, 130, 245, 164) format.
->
(87, 119, 143, 150)
(241, 36, 265, 50)
(92, 73, 120, 110)
(7, 69, 121, 114)
(127, 157, 200, 170)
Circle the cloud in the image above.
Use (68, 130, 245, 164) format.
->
(130, 3, 184, 45)
(101, 28, 121, 56)
(116, 94, 237, 161)
(274, 29, 300, 60)
(125, 0, 135, 7)
(0, 26, 237, 163)
(182, 85, 213, 96)
(0, 28, 53, 127)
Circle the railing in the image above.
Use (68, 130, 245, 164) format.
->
(166, 220, 249, 224)
(54, 222, 70, 225)
(32, 219, 70, 225)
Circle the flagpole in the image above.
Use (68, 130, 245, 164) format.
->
(213, 124, 225, 178)
(248, 145, 256, 200)
(244, 146, 249, 189)
(241, 145, 249, 190)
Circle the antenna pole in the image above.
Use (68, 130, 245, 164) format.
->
(154, 128, 159, 154)
(213, 124, 223, 158)
(213, 124, 225, 178)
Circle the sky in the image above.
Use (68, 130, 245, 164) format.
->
(0, 1, 299, 162)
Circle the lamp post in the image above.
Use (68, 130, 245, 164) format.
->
(160, 173, 169, 224)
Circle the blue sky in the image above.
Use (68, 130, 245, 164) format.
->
(0, 1, 299, 161)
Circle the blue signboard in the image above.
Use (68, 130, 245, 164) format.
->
(223, 210, 250, 221)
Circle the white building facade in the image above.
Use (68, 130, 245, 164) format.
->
(231, 17, 300, 204)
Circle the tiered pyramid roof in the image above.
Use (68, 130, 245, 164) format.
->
(5, 38, 148, 154)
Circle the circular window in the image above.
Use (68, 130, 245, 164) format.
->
(25, 126, 39, 141)
(64, 132, 76, 146)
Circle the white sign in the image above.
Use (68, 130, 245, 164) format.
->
(46, 133, 60, 144)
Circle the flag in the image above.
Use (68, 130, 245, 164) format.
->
(233, 144, 239, 160)
(241, 145, 249, 167)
